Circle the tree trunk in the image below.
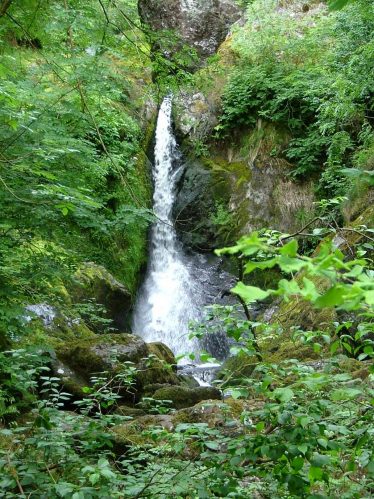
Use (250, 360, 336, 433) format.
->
(0, 0, 12, 17)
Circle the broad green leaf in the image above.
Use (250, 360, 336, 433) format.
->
(279, 239, 298, 257)
(231, 282, 271, 303)
(331, 388, 362, 401)
(364, 290, 374, 305)
(315, 285, 346, 308)
(272, 387, 294, 403)
(205, 441, 220, 450)
(311, 453, 331, 466)
(309, 466, 323, 482)
(278, 256, 306, 273)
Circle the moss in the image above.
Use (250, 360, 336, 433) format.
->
(200, 155, 252, 242)
(111, 423, 151, 449)
(18, 316, 96, 350)
(218, 354, 257, 382)
(55, 333, 147, 379)
(172, 400, 241, 431)
(137, 363, 180, 388)
(153, 386, 221, 410)
(147, 342, 176, 366)
(111, 414, 175, 453)
(115, 405, 146, 417)
(259, 293, 335, 363)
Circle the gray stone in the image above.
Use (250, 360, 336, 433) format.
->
(138, 0, 242, 63)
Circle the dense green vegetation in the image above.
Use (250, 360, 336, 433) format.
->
(0, 0, 373, 497)
(216, 0, 374, 201)
(0, 0, 155, 346)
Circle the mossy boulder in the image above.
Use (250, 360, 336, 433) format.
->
(172, 399, 249, 436)
(115, 405, 146, 418)
(54, 334, 179, 400)
(111, 398, 244, 454)
(56, 334, 148, 374)
(174, 121, 314, 250)
(71, 262, 132, 331)
(20, 309, 97, 351)
(259, 206, 374, 363)
(152, 385, 221, 409)
(147, 342, 176, 366)
(111, 414, 175, 453)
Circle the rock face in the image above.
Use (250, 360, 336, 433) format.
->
(138, 0, 242, 62)
(174, 121, 315, 251)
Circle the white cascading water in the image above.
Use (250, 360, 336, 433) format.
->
(132, 96, 202, 359)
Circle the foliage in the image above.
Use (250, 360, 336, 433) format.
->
(0, 0, 156, 345)
(0, 1, 373, 498)
(216, 0, 374, 198)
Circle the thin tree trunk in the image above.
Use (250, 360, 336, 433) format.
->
(0, 0, 12, 17)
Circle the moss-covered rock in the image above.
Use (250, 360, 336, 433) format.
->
(138, 0, 242, 64)
(174, 121, 315, 250)
(174, 155, 250, 249)
(115, 405, 146, 418)
(54, 334, 180, 400)
(258, 206, 374, 363)
(172, 398, 255, 437)
(111, 414, 174, 453)
(152, 385, 221, 409)
(111, 399, 244, 454)
(56, 333, 147, 375)
(147, 342, 176, 366)
(71, 262, 132, 331)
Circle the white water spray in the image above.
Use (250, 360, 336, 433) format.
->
(132, 97, 202, 358)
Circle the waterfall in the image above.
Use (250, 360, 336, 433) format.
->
(133, 97, 202, 359)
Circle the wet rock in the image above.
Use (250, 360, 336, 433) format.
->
(138, 0, 242, 64)
(24, 304, 57, 327)
(71, 262, 132, 331)
(152, 385, 221, 409)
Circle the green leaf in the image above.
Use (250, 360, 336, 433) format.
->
(298, 443, 308, 455)
(364, 290, 374, 305)
(311, 453, 331, 467)
(272, 387, 294, 403)
(315, 285, 346, 308)
(278, 256, 306, 273)
(331, 388, 362, 401)
(231, 282, 271, 303)
(231, 388, 249, 399)
(279, 239, 298, 257)
(205, 441, 220, 450)
(291, 456, 305, 471)
(309, 466, 323, 482)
